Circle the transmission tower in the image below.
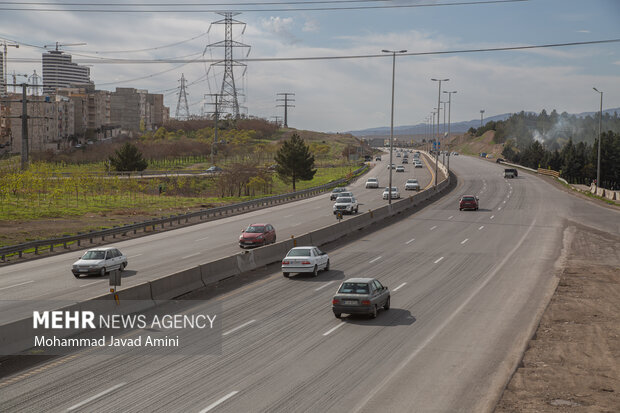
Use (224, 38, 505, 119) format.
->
(205, 12, 250, 119)
(175, 73, 190, 120)
(28, 70, 42, 96)
(276, 93, 295, 127)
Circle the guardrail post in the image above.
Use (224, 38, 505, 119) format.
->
(35, 246, 38, 255)
(291, 235, 297, 247)
(64, 242, 68, 249)
(50, 244, 54, 252)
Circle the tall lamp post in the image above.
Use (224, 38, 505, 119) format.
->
(444, 90, 457, 175)
(431, 78, 449, 188)
(382, 49, 407, 204)
(593, 87, 603, 191)
(480, 109, 485, 128)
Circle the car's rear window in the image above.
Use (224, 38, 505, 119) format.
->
(333, 188, 345, 193)
(245, 226, 265, 233)
(368, 178, 377, 182)
(287, 248, 311, 257)
(462, 196, 475, 201)
(407, 179, 418, 183)
(82, 251, 105, 260)
(338, 282, 370, 294)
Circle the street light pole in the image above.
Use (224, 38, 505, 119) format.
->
(480, 109, 485, 129)
(443, 90, 457, 176)
(431, 78, 449, 189)
(593, 87, 603, 191)
(382, 49, 407, 204)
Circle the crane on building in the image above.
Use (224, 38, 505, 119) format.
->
(44, 42, 87, 51)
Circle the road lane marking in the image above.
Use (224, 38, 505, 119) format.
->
(490, 215, 495, 219)
(79, 281, 105, 288)
(315, 281, 336, 291)
(199, 391, 239, 413)
(195, 237, 210, 241)
(283, 214, 293, 218)
(353, 216, 540, 412)
(0, 281, 34, 291)
(67, 383, 126, 411)
(223, 320, 256, 336)
(182, 252, 201, 259)
(461, 238, 469, 245)
(478, 225, 485, 230)
(503, 200, 506, 204)
(323, 323, 345, 336)
(405, 238, 416, 245)
(448, 215, 453, 219)
(434, 257, 444, 264)
(127, 254, 142, 259)
(498, 207, 502, 211)
(369, 256, 382, 264)
(430, 225, 437, 231)
(393, 282, 407, 291)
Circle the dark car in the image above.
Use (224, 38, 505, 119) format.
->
(330, 187, 348, 200)
(332, 277, 390, 319)
(459, 195, 479, 211)
(375, 156, 382, 161)
(239, 223, 276, 248)
(504, 168, 518, 177)
(496, 158, 505, 163)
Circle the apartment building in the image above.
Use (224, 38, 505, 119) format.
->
(42, 50, 93, 95)
(110, 87, 166, 131)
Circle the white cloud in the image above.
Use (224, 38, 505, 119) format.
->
(302, 19, 319, 33)
(576, 30, 590, 33)
(260, 16, 298, 44)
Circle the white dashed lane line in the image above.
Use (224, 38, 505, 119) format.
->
(434, 257, 444, 264)
(369, 256, 382, 264)
(199, 391, 240, 413)
(67, 383, 126, 412)
(0, 281, 34, 291)
(430, 226, 437, 231)
(405, 238, 415, 245)
(479, 225, 485, 230)
(393, 282, 407, 291)
(222, 320, 256, 336)
(195, 237, 209, 242)
(182, 252, 201, 259)
(315, 281, 336, 291)
(323, 323, 345, 336)
(490, 215, 495, 220)
(461, 238, 469, 245)
(448, 216, 453, 220)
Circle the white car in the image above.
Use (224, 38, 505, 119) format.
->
(405, 179, 420, 191)
(365, 177, 379, 188)
(333, 196, 359, 214)
(282, 246, 330, 277)
(414, 161, 423, 168)
(387, 164, 396, 169)
(396, 165, 405, 172)
(71, 247, 127, 278)
(382, 187, 400, 199)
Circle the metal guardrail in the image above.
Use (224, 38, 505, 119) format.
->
(0, 165, 368, 261)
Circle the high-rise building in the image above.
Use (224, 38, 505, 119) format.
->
(42, 50, 93, 94)
(0, 51, 5, 95)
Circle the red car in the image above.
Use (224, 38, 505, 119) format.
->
(459, 195, 479, 211)
(239, 223, 276, 248)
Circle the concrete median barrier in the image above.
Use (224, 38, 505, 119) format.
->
(252, 243, 289, 268)
(150, 267, 205, 301)
(200, 255, 240, 286)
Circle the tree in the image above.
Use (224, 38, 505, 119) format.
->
(109, 142, 148, 172)
(274, 133, 317, 191)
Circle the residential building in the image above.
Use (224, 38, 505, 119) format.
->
(110, 87, 166, 131)
(42, 50, 93, 95)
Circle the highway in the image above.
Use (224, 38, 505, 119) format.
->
(0, 152, 433, 323)
(2, 154, 618, 412)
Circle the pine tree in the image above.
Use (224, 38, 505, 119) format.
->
(274, 133, 317, 191)
(109, 142, 148, 172)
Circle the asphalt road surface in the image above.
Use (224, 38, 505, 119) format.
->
(2, 154, 617, 412)
(0, 153, 433, 323)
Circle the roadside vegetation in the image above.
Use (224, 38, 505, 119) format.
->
(0, 118, 372, 246)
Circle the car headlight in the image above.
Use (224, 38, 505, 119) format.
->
(72, 264, 78, 269)
(256, 235, 263, 240)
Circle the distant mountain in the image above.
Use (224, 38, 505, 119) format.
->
(347, 108, 620, 137)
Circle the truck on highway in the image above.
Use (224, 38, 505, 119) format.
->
(504, 168, 517, 178)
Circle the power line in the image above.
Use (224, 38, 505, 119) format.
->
(0, 0, 530, 12)
(7, 38, 620, 65)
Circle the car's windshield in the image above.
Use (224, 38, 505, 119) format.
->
(82, 251, 105, 260)
(245, 226, 266, 233)
(367, 178, 377, 182)
(287, 248, 311, 257)
(338, 282, 370, 294)
(332, 188, 345, 193)
(336, 197, 352, 203)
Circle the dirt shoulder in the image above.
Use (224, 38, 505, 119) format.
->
(495, 223, 620, 412)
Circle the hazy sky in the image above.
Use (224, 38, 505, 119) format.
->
(1, 0, 619, 132)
